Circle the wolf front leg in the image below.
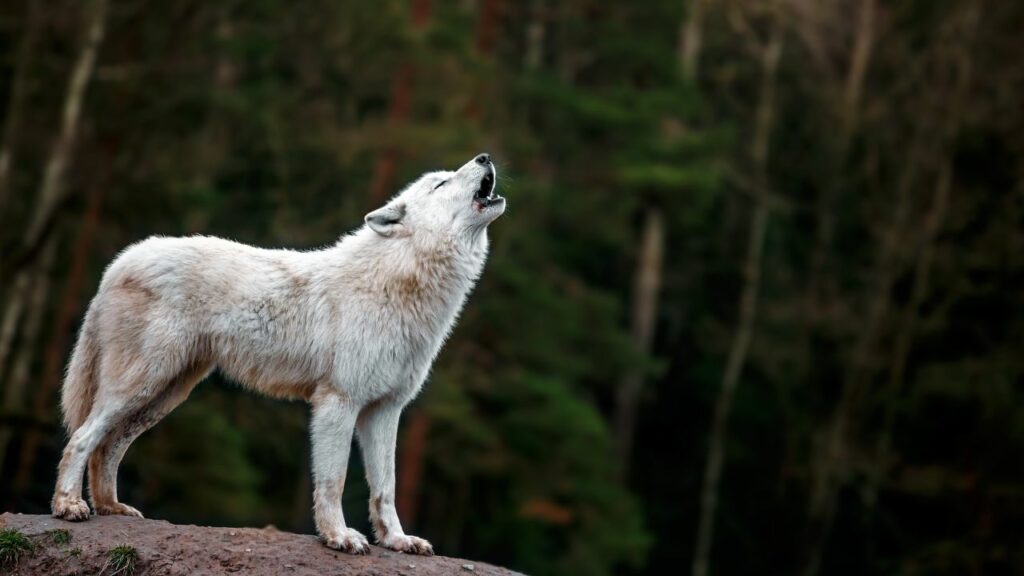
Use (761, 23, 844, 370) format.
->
(357, 399, 434, 555)
(310, 391, 370, 554)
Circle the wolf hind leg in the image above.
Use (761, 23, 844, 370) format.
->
(53, 323, 206, 522)
(52, 393, 135, 521)
(88, 360, 212, 517)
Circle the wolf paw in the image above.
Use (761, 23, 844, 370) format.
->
(52, 494, 91, 521)
(323, 528, 371, 555)
(380, 534, 434, 556)
(95, 502, 144, 518)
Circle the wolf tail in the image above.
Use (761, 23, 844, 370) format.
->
(61, 305, 100, 433)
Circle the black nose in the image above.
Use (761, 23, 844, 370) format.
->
(474, 153, 491, 166)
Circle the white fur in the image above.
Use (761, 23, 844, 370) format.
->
(51, 155, 504, 555)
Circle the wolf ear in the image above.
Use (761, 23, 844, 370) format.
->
(365, 203, 406, 237)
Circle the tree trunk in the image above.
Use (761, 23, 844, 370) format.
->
(14, 174, 104, 491)
(801, 164, 915, 576)
(0, 0, 46, 379)
(0, 0, 42, 218)
(805, 0, 876, 322)
(691, 11, 782, 576)
(863, 161, 950, 511)
(215, 4, 238, 91)
(801, 98, 928, 576)
(798, 1, 878, 566)
(864, 0, 977, 525)
(0, 274, 30, 382)
(290, 447, 312, 532)
(397, 410, 431, 527)
(801, 9, 978, 575)
(465, 0, 505, 120)
(23, 0, 109, 254)
(679, 0, 704, 80)
(0, 0, 108, 407)
(524, 1, 546, 71)
(0, 236, 58, 478)
(5, 237, 58, 411)
(386, 0, 437, 528)
(612, 0, 705, 480)
(367, 0, 433, 204)
(613, 207, 665, 469)
(475, 0, 504, 56)
(803, 0, 880, 508)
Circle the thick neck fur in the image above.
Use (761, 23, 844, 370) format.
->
(325, 225, 489, 329)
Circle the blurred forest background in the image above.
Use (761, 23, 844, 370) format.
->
(0, 0, 1022, 575)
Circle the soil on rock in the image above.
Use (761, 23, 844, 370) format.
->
(1, 513, 523, 576)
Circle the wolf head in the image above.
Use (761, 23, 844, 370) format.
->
(364, 153, 504, 241)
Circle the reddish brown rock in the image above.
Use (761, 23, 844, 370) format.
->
(1, 513, 523, 576)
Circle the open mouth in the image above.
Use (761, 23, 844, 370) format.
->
(473, 171, 502, 208)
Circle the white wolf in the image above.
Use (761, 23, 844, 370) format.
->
(51, 153, 505, 555)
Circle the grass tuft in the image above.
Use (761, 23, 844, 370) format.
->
(103, 544, 139, 576)
(69, 547, 83, 557)
(48, 528, 72, 546)
(0, 528, 35, 567)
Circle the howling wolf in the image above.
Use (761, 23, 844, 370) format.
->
(51, 153, 505, 555)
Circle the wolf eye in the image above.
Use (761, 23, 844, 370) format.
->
(432, 179, 448, 191)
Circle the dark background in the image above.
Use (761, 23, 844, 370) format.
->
(1, 1, 1022, 575)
